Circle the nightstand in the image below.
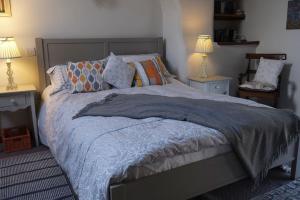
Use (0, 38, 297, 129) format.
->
(189, 76, 232, 95)
(0, 84, 39, 146)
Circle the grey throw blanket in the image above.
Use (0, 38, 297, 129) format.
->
(74, 93, 300, 180)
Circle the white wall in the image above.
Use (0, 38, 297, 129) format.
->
(160, 0, 187, 80)
(241, 0, 300, 115)
(0, 0, 162, 89)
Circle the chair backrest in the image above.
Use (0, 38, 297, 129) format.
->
(244, 53, 287, 82)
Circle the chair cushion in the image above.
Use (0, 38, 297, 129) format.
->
(239, 81, 276, 92)
(253, 58, 284, 88)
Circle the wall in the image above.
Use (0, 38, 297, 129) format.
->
(241, 0, 300, 115)
(160, 0, 187, 80)
(0, 0, 162, 89)
(0, 0, 162, 129)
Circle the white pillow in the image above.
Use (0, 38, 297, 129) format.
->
(103, 53, 136, 89)
(254, 58, 284, 88)
(120, 53, 160, 63)
(47, 65, 69, 95)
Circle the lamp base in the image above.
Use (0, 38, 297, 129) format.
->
(199, 55, 208, 79)
(6, 61, 18, 91)
(199, 73, 208, 79)
(6, 84, 18, 91)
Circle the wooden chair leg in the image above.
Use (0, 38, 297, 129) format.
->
(273, 98, 278, 108)
(291, 138, 300, 180)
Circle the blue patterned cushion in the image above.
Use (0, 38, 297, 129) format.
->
(67, 60, 110, 93)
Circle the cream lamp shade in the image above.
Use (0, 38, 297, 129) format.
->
(0, 37, 21, 59)
(195, 35, 214, 54)
(0, 37, 21, 90)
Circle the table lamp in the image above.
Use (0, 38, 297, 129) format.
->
(195, 35, 214, 78)
(0, 37, 21, 90)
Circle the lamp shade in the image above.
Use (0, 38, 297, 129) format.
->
(0, 37, 21, 59)
(195, 35, 214, 54)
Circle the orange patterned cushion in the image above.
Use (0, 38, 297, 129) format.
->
(140, 60, 163, 85)
(131, 57, 169, 87)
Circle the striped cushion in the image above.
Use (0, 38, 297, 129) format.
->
(153, 56, 172, 78)
(132, 56, 168, 87)
(67, 60, 110, 93)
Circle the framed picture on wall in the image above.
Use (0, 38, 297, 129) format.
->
(287, 0, 300, 29)
(0, 0, 11, 17)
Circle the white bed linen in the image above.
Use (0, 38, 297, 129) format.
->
(38, 79, 263, 200)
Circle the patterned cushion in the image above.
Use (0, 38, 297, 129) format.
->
(67, 60, 110, 93)
(131, 57, 169, 87)
(103, 53, 136, 89)
(254, 58, 284, 88)
(153, 56, 173, 78)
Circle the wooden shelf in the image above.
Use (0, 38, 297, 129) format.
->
(217, 41, 260, 46)
(214, 13, 246, 20)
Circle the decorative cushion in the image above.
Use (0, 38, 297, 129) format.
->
(152, 56, 174, 78)
(103, 53, 136, 89)
(254, 58, 284, 88)
(47, 65, 69, 95)
(67, 60, 110, 93)
(118, 53, 174, 79)
(131, 57, 169, 87)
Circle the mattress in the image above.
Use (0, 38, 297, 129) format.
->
(38, 79, 263, 200)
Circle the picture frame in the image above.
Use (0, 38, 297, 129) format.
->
(287, 0, 300, 29)
(0, 0, 11, 17)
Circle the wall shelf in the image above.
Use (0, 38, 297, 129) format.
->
(214, 0, 259, 44)
(214, 13, 245, 21)
(217, 41, 260, 46)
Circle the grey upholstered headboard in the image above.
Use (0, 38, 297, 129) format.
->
(36, 38, 164, 91)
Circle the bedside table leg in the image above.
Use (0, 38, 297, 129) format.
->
(30, 93, 39, 146)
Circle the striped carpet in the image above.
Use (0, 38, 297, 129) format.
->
(0, 148, 297, 200)
(0, 150, 77, 200)
(252, 179, 300, 200)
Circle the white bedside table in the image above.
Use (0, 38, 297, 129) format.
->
(0, 84, 39, 146)
(189, 76, 232, 95)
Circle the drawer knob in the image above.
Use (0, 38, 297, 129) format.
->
(215, 85, 221, 89)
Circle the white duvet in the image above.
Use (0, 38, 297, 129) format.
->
(38, 79, 262, 200)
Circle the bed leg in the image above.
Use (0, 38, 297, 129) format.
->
(291, 138, 300, 180)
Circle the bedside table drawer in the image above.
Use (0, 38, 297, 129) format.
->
(0, 94, 27, 108)
(208, 82, 228, 95)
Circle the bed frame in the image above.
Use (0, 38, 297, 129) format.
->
(36, 37, 300, 200)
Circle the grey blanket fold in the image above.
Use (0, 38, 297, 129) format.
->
(74, 93, 300, 180)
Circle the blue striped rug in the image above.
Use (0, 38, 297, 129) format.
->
(252, 179, 300, 200)
(0, 150, 77, 200)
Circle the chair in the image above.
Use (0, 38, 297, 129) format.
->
(238, 53, 287, 107)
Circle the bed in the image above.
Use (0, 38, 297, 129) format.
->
(36, 38, 300, 200)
